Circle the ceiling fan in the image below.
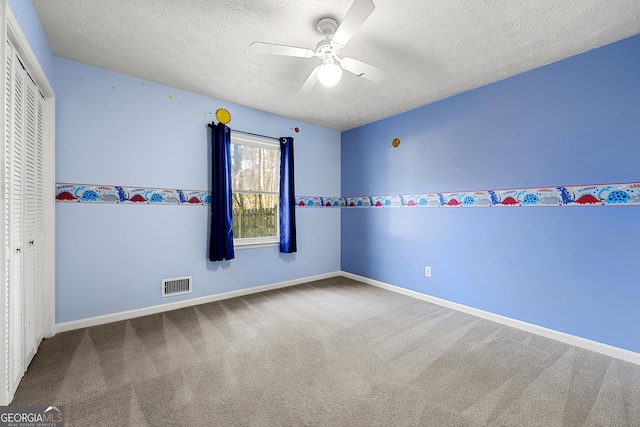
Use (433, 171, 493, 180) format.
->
(250, 0, 385, 93)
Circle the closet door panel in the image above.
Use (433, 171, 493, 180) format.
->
(3, 41, 13, 399)
(8, 46, 24, 391)
(35, 91, 45, 342)
(22, 73, 38, 366)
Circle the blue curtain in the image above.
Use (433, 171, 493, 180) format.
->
(279, 137, 297, 253)
(209, 123, 235, 261)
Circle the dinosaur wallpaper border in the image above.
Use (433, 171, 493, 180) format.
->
(57, 182, 640, 208)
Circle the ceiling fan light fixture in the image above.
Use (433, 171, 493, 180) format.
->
(250, 0, 383, 93)
(317, 61, 343, 88)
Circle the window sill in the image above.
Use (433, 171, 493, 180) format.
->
(233, 240, 279, 250)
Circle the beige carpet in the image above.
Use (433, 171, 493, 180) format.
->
(11, 277, 640, 426)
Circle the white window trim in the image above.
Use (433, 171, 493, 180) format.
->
(231, 133, 280, 248)
(232, 133, 279, 149)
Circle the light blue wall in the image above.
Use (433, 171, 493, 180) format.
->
(8, 0, 55, 86)
(12, 1, 340, 325)
(341, 35, 640, 353)
(55, 58, 341, 323)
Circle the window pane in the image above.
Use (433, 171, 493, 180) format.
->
(231, 144, 278, 193)
(232, 193, 278, 239)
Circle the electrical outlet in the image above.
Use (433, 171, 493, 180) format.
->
(228, 263, 235, 274)
(425, 266, 432, 277)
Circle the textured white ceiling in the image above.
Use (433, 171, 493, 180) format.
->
(32, 0, 640, 131)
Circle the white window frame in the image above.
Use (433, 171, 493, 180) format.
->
(230, 133, 280, 249)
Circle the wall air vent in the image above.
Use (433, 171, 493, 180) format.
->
(162, 276, 192, 297)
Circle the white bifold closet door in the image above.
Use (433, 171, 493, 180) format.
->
(4, 39, 45, 395)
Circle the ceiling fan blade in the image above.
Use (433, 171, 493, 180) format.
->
(331, 0, 375, 48)
(339, 57, 385, 83)
(250, 42, 315, 58)
(299, 66, 320, 94)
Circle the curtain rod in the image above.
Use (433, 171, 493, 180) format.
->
(207, 123, 281, 141)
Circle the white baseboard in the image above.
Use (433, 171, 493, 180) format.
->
(53, 271, 341, 334)
(341, 271, 640, 366)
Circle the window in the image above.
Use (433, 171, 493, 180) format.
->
(231, 133, 279, 247)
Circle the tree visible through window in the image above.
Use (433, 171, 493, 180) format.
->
(231, 134, 279, 245)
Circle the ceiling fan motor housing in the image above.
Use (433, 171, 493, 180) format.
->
(316, 40, 339, 58)
(315, 17, 341, 60)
